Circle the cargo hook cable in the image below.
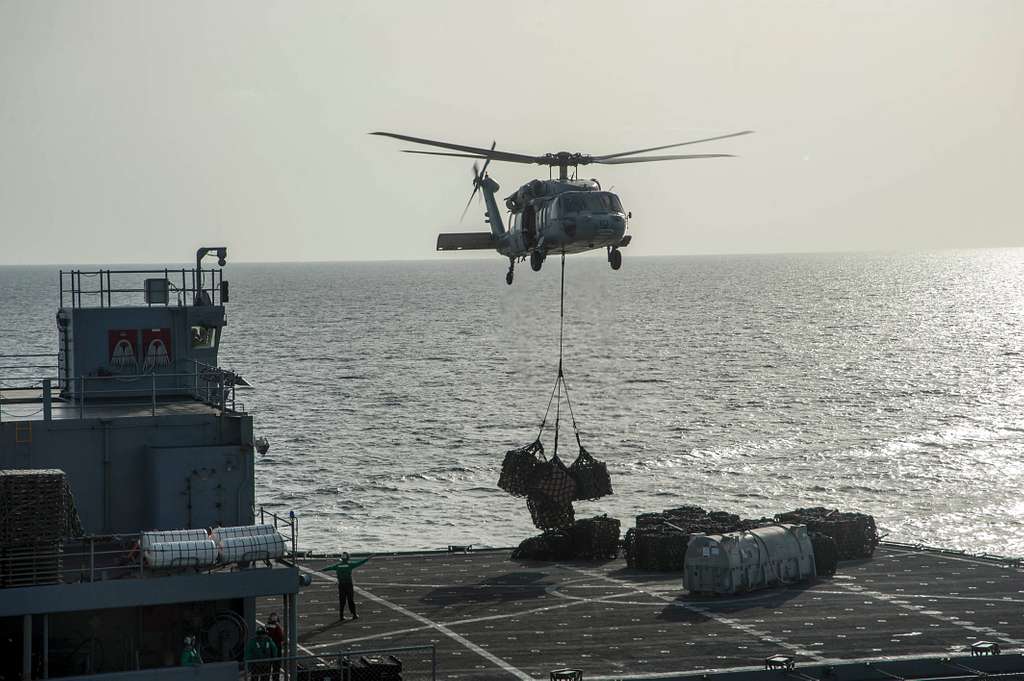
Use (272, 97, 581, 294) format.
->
(536, 253, 583, 457)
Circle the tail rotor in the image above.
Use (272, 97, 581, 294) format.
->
(459, 141, 496, 222)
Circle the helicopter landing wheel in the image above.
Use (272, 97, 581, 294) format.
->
(609, 247, 622, 270)
(506, 258, 515, 285)
(530, 250, 544, 272)
(506, 270, 514, 285)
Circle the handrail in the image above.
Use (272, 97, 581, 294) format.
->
(260, 507, 299, 556)
(0, 359, 246, 421)
(59, 266, 224, 308)
(0, 524, 299, 590)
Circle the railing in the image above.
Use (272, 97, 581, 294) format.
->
(59, 267, 224, 308)
(0, 524, 299, 589)
(0, 359, 245, 422)
(261, 507, 300, 556)
(242, 646, 436, 681)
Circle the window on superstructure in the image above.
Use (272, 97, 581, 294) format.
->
(190, 325, 217, 349)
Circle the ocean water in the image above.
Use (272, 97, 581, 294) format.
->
(2, 250, 1023, 556)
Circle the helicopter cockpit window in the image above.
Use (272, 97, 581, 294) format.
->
(582, 193, 623, 212)
(560, 195, 585, 214)
(558, 193, 623, 214)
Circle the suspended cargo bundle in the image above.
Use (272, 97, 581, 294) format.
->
(526, 494, 575, 530)
(569, 447, 613, 500)
(810, 532, 839, 576)
(569, 515, 620, 559)
(498, 440, 545, 497)
(528, 455, 576, 506)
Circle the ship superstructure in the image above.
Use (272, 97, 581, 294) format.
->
(0, 251, 301, 680)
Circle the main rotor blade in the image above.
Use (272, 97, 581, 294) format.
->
(595, 153, 735, 165)
(592, 130, 754, 161)
(401, 150, 489, 160)
(373, 131, 539, 164)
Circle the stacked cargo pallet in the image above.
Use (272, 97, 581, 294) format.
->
(0, 469, 76, 587)
(623, 503, 878, 571)
(775, 507, 879, 559)
(624, 505, 781, 570)
(511, 515, 621, 561)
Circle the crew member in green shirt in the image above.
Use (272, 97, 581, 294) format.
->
(324, 552, 372, 620)
(180, 636, 202, 666)
(244, 626, 279, 681)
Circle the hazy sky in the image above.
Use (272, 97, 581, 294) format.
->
(1, 1, 1022, 265)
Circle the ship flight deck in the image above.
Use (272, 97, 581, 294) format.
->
(263, 544, 1024, 681)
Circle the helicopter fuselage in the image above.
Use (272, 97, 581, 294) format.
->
(435, 175, 630, 283)
(498, 178, 628, 258)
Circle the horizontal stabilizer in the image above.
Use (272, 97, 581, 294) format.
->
(436, 232, 497, 251)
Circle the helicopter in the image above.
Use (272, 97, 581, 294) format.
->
(372, 130, 753, 284)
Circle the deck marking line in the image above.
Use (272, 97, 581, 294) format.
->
(306, 624, 434, 649)
(583, 647, 1024, 681)
(298, 564, 536, 681)
(307, 596, 602, 649)
(831, 582, 1024, 646)
(810, 589, 1024, 605)
(558, 564, 827, 662)
(884, 547, 1024, 571)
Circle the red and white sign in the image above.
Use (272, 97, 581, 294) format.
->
(142, 328, 172, 370)
(107, 329, 138, 370)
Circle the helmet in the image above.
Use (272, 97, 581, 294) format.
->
(184, 636, 193, 646)
(256, 626, 267, 634)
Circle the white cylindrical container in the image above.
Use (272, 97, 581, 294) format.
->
(220, 533, 286, 563)
(141, 529, 208, 551)
(144, 540, 219, 568)
(211, 524, 276, 546)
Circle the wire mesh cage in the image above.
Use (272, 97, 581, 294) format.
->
(568, 447, 612, 501)
(498, 440, 544, 497)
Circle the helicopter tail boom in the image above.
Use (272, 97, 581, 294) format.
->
(436, 232, 498, 251)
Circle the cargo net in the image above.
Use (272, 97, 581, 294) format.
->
(810, 532, 839, 576)
(622, 504, 877, 571)
(500, 433, 613, 531)
(775, 507, 879, 560)
(512, 515, 621, 561)
(0, 469, 84, 587)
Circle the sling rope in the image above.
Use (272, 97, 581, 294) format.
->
(536, 253, 582, 456)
